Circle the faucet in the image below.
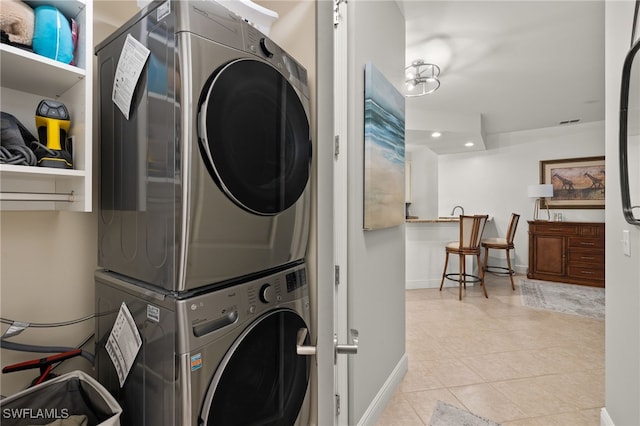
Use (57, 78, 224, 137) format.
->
(450, 205, 464, 216)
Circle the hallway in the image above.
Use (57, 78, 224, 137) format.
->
(377, 274, 604, 425)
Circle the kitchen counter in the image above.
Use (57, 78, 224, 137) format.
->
(405, 216, 493, 289)
(405, 219, 470, 289)
(406, 217, 460, 223)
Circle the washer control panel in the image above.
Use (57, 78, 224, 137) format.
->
(179, 264, 309, 348)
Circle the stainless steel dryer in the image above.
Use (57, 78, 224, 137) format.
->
(95, 263, 312, 425)
(95, 0, 311, 292)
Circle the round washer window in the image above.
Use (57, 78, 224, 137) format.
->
(198, 59, 311, 215)
(202, 310, 310, 425)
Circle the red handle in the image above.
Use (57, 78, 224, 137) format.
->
(2, 349, 82, 374)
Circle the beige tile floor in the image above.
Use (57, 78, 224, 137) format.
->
(376, 273, 604, 426)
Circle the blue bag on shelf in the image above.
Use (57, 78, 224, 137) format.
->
(32, 5, 73, 64)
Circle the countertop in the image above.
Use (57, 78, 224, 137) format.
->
(406, 217, 460, 223)
(406, 216, 494, 223)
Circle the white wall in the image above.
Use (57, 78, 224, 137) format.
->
(347, 1, 407, 424)
(410, 121, 605, 271)
(604, 1, 640, 424)
(407, 147, 438, 219)
(0, 212, 97, 396)
(0, 1, 142, 396)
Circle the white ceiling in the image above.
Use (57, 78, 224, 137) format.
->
(399, 0, 605, 154)
(94, 1, 606, 155)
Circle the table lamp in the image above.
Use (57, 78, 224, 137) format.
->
(528, 184, 554, 221)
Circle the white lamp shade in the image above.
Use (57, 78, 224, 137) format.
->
(527, 184, 554, 198)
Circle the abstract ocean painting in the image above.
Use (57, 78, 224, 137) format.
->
(364, 62, 405, 230)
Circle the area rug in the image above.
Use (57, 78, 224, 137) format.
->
(429, 401, 501, 426)
(520, 278, 605, 319)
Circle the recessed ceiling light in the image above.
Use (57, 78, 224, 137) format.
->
(431, 131, 442, 138)
(465, 141, 474, 147)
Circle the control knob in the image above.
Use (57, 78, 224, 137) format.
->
(259, 284, 273, 303)
(259, 37, 275, 58)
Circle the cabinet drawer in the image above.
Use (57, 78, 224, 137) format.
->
(567, 265, 605, 280)
(568, 248, 604, 264)
(531, 223, 579, 235)
(579, 225, 604, 237)
(568, 237, 604, 249)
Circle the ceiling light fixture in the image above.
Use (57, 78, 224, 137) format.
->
(431, 131, 442, 138)
(464, 141, 474, 147)
(405, 59, 440, 97)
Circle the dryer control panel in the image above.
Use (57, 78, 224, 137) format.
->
(242, 24, 310, 98)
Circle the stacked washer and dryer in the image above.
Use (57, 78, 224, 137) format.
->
(94, 1, 313, 424)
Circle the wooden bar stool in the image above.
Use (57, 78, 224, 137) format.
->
(440, 215, 489, 300)
(481, 213, 520, 291)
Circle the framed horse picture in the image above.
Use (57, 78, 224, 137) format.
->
(540, 156, 605, 209)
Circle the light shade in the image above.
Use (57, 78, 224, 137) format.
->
(528, 184, 554, 221)
(527, 184, 554, 198)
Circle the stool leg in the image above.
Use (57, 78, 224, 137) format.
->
(483, 246, 489, 274)
(440, 252, 449, 291)
(459, 254, 464, 300)
(478, 253, 488, 298)
(506, 249, 515, 290)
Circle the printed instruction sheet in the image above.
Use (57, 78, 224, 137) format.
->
(112, 34, 150, 120)
(106, 302, 142, 387)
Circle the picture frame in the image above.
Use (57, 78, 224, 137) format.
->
(363, 62, 406, 230)
(540, 156, 605, 209)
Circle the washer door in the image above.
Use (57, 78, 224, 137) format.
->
(198, 59, 311, 216)
(200, 309, 310, 426)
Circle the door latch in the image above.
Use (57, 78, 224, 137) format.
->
(334, 328, 358, 363)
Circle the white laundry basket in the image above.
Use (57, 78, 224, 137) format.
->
(0, 370, 121, 426)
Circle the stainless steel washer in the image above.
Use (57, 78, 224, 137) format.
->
(95, 0, 311, 292)
(95, 263, 312, 425)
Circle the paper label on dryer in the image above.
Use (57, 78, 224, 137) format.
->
(191, 353, 202, 371)
(147, 304, 160, 322)
(112, 34, 150, 120)
(157, 0, 171, 21)
(105, 302, 143, 387)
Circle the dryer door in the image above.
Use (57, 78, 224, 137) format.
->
(200, 309, 310, 425)
(198, 59, 311, 216)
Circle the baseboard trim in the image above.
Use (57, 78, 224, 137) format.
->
(601, 407, 615, 426)
(356, 352, 408, 426)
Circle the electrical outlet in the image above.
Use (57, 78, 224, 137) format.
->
(622, 230, 631, 257)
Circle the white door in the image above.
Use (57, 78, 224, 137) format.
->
(315, 1, 353, 424)
(333, 0, 351, 424)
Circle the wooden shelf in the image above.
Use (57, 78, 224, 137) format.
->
(0, 45, 86, 98)
(0, 0, 92, 212)
(0, 164, 86, 177)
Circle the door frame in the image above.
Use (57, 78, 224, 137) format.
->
(315, 1, 337, 425)
(315, 0, 349, 424)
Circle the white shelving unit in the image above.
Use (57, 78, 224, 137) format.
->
(0, 0, 93, 211)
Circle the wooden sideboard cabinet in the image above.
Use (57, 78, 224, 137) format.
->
(528, 221, 605, 287)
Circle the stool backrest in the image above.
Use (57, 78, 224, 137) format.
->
(506, 213, 521, 244)
(458, 215, 488, 250)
